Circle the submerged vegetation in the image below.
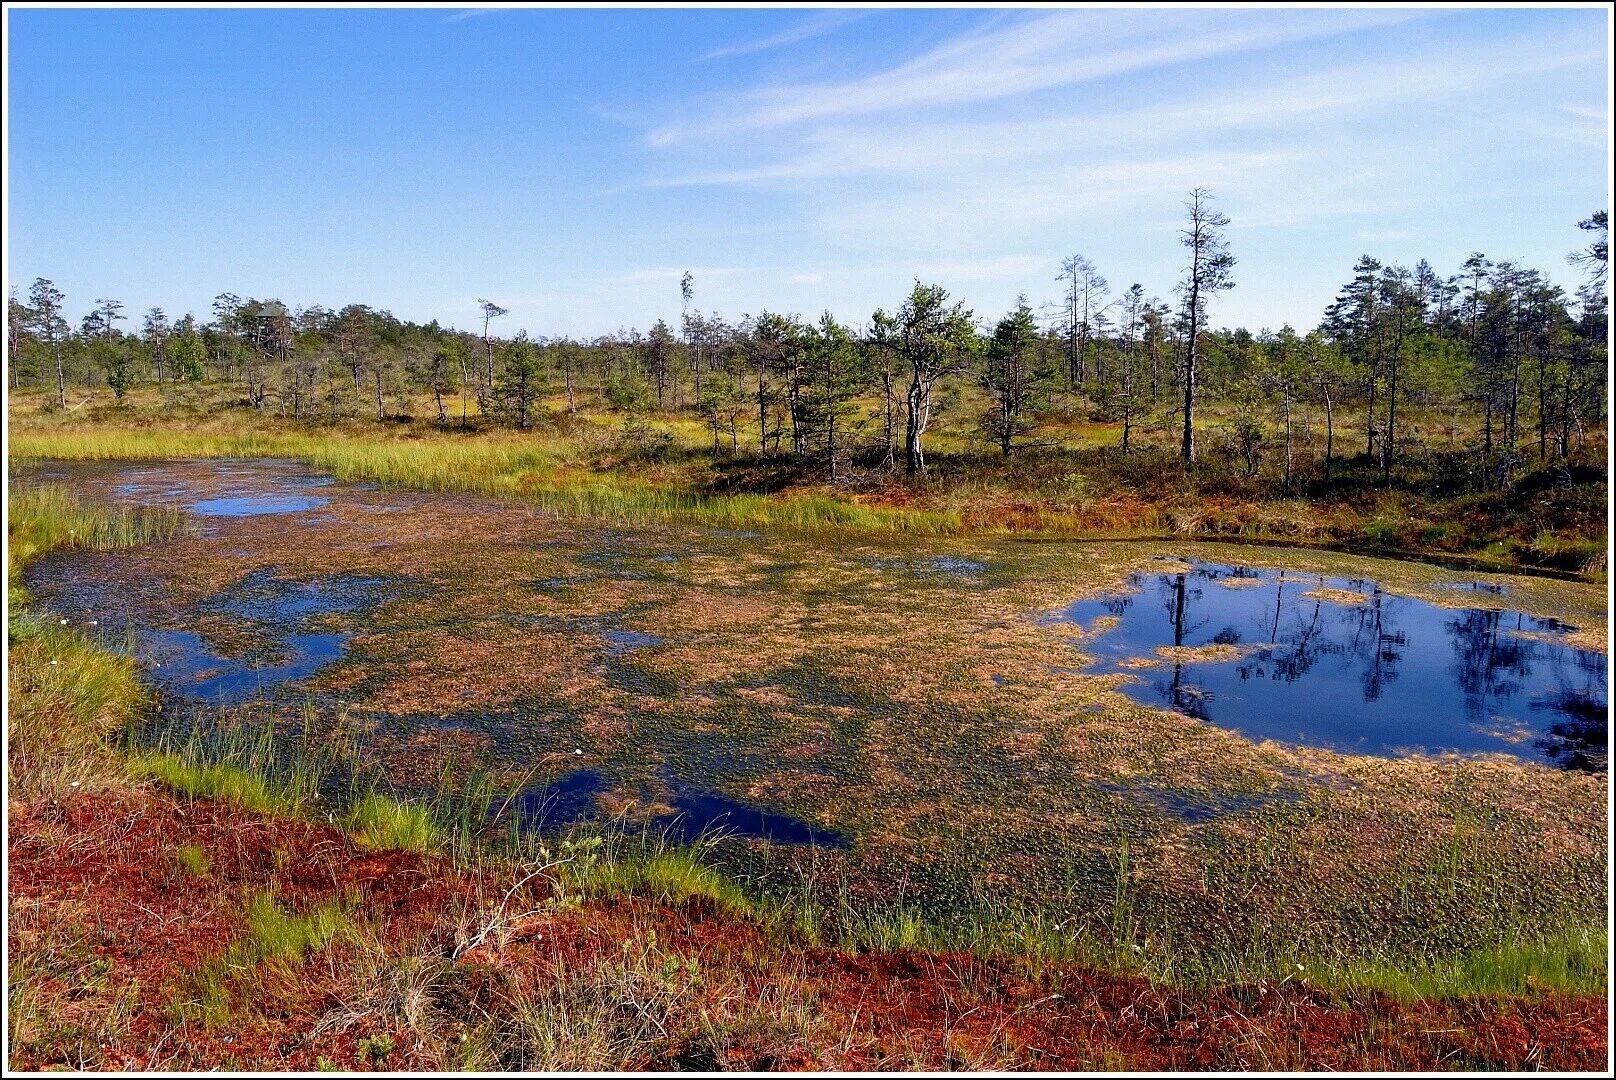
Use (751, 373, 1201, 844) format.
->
(4, 207, 1609, 1070)
(5, 464, 1608, 1069)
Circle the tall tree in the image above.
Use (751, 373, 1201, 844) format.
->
(1056, 255, 1107, 387)
(646, 319, 676, 407)
(980, 298, 1044, 456)
(169, 315, 207, 382)
(870, 281, 978, 475)
(28, 278, 68, 407)
(6, 288, 28, 390)
(1302, 331, 1349, 484)
(680, 271, 699, 403)
(749, 313, 794, 454)
(143, 308, 170, 384)
(1114, 284, 1150, 454)
(801, 313, 866, 479)
(1377, 264, 1423, 485)
(477, 299, 508, 411)
(1176, 189, 1235, 463)
(427, 334, 465, 427)
(495, 331, 544, 429)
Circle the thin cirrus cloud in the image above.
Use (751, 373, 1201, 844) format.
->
(648, 6, 1423, 146)
(699, 10, 868, 62)
(640, 27, 1600, 192)
(582, 5, 1601, 335)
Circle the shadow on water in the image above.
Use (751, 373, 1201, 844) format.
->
(146, 628, 345, 706)
(508, 769, 848, 848)
(1059, 558, 1608, 770)
(139, 571, 401, 706)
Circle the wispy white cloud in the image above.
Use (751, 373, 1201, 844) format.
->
(587, 8, 1605, 333)
(444, 8, 500, 24)
(650, 7, 1421, 146)
(641, 34, 1600, 191)
(700, 11, 866, 62)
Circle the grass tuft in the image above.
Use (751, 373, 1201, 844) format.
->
(345, 792, 444, 854)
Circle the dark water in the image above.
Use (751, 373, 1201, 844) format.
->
(1061, 559, 1608, 770)
(510, 769, 847, 847)
(140, 571, 396, 705)
(146, 628, 346, 705)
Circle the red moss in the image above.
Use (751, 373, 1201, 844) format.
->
(8, 787, 1608, 1071)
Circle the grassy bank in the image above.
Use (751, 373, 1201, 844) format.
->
(8, 388, 1606, 575)
(6, 482, 1609, 1069)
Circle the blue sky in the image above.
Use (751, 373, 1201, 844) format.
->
(6, 5, 1609, 337)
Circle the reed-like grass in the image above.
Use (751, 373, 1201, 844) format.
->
(6, 486, 183, 800)
(6, 457, 1605, 1007)
(9, 428, 971, 535)
(8, 484, 187, 595)
(344, 792, 445, 854)
(186, 891, 355, 1027)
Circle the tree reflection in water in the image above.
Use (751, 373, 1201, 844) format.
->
(1061, 559, 1607, 770)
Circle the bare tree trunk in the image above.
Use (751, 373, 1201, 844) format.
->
(1282, 387, 1293, 488)
(1180, 316, 1197, 463)
(881, 359, 897, 469)
(904, 376, 930, 475)
(1323, 393, 1335, 484)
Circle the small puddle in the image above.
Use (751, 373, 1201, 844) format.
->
(190, 494, 329, 517)
(508, 770, 847, 847)
(508, 769, 608, 828)
(140, 571, 400, 705)
(1058, 558, 1608, 770)
(602, 628, 663, 658)
(108, 462, 334, 518)
(659, 785, 849, 847)
(146, 628, 346, 705)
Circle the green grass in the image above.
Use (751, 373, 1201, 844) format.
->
(132, 753, 305, 815)
(8, 483, 186, 597)
(241, 891, 353, 962)
(6, 486, 179, 801)
(565, 838, 756, 916)
(8, 427, 964, 536)
(128, 720, 329, 816)
(1305, 925, 1609, 1001)
(344, 792, 445, 853)
(187, 892, 354, 1027)
(173, 843, 212, 878)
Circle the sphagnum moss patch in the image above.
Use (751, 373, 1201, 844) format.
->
(14, 457, 1607, 986)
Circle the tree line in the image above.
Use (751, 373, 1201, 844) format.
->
(7, 195, 1608, 490)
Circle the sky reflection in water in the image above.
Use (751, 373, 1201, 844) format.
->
(1061, 559, 1607, 770)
